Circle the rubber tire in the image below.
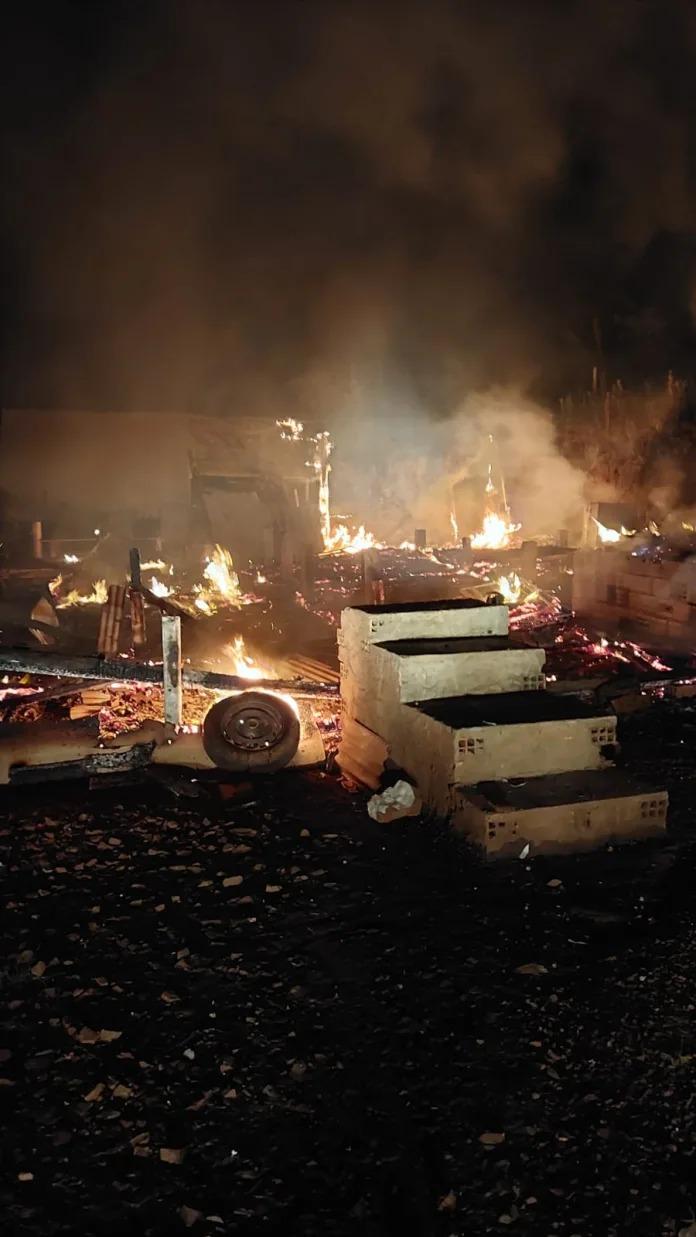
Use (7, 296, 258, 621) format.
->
(202, 691, 301, 773)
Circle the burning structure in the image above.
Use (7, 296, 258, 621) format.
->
(0, 388, 691, 859)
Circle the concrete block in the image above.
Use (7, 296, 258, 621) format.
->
(386, 694, 617, 816)
(338, 597, 667, 855)
(340, 636, 546, 741)
(340, 600, 508, 646)
(453, 770, 668, 857)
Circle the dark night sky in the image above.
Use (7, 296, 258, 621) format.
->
(3, 0, 696, 417)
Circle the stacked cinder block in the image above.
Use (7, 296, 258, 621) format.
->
(573, 548, 696, 646)
(338, 599, 667, 857)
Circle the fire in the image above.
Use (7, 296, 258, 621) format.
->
(64, 553, 80, 564)
(470, 512, 521, 550)
(592, 518, 637, 544)
(277, 419, 381, 556)
(55, 579, 109, 607)
(592, 517, 621, 544)
(497, 573, 540, 607)
(201, 545, 242, 607)
(276, 417, 305, 441)
(312, 431, 333, 547)
(141, 558, 168, 571)
(225, 635, 266, 681)
(498, 573, 522, 604)
(149, 576, 172, 598)
(321, 523, 380, 555)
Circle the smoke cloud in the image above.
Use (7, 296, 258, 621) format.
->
(331, 388, 588, 543)
(4, 0, 696, 419)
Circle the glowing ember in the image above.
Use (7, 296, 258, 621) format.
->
(149, 576, 172, 598)
(56, 579, 109, 607)
(201, 545, 242, 607)
(648, 520, 661, 536)
(63, 553, 80, 564)
(470, 511, 521, 550)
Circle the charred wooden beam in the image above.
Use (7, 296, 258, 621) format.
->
(8, 739, 156, 785)
(0, 646, 338, 696)
(139, 585, 193, 622)
(130, 588, 147, 649)
(129, 547, 142, 589)
(97, 584, 126, 656)
(32, 520, 43, 560)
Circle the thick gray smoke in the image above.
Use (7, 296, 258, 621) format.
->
(4, 0, 696, 416)
(331, 389, 588, 543)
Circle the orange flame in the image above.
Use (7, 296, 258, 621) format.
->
(193, 545, 242, 612)
(470, 512, 520, 550)
(55, 579, 109, 607)
(224, 635, 277, 681)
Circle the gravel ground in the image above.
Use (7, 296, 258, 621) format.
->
(2, 700, 696, 1237)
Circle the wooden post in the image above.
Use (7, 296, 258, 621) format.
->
(130, 589, 147, 651)
(97, 584, 126, 656)
(32, 521, 43, 560)
(129, 547, 142, 589)
(519, 540, 538, 581)
(363, 549, 385, 604)
(162, 615, 182, 730)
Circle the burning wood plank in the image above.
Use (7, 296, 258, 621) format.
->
(0, 646, 338, 697)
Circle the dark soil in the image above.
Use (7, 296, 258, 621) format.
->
(2, 700, 696, 1237)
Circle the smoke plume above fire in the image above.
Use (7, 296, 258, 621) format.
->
(330, 389, 588, 544)
(4, 1, 696, 415)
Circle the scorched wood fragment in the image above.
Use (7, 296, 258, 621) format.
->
(0, 646, 338, 696)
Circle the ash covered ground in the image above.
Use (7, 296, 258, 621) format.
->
(2, 701, 696, 1237)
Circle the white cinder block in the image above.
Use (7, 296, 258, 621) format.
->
(340, 599, 508, 645)
(453, 771, 667, 857)
(386, 694, 617, 815)
(337, 600, 667, 855)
